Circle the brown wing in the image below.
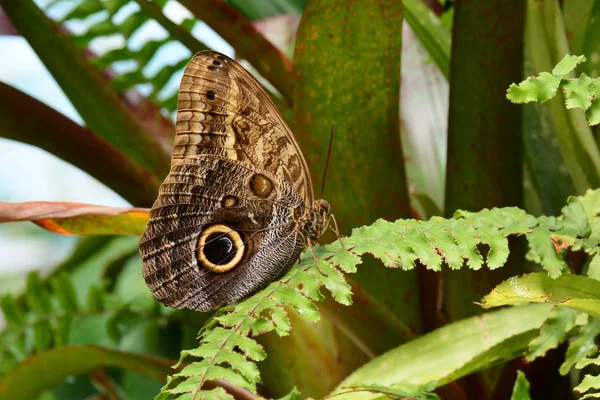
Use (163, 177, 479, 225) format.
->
(174, 50, 314, 204)
(140, 156, 305, 311)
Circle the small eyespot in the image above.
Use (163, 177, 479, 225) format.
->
(216, 55, 226, 61)
(249, 174, 273, 198)
(221, 195, 239, 208)
(206, 90, 217, 101)
(212, 60, 222, 66)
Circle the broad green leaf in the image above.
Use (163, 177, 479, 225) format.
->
(294, 0, 415, 326)
(552, 55, 587, 76)
(510, 371, 532, 400)
(0, 201, 149, 236)
(0, 345, 175, 400)
(328, 304, 553, 399)
(482, 273, 600, 319)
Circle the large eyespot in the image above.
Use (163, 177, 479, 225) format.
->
(197, 224, 244, 273)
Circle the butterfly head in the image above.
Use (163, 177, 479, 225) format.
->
(299, 199, 331, 244)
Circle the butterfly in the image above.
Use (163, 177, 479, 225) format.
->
(139, 51, 331, 311)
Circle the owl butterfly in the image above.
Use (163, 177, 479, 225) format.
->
(139, 51, 331, 311)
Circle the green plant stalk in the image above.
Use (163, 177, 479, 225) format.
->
(293, 0, 417, 325)
(443, 0, 525, 321)
(0, 82, 161, 207)
(0, 0, 172, 180)
(178, 0, 294, 104)
(563, 0, 595, 57)
(525, 0, 600, 192)
(443, 1, 526, 396)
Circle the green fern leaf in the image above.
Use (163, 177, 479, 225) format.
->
(160, 191, 599, 398)
(525, 307, 579, 361)
(560, 316, 600, 375)
(563, 74, 594, 111)
(552, 55, 587, 76)
(510, 371, 531, 400)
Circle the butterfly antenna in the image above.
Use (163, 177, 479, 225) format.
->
(320, 124, 335, 198)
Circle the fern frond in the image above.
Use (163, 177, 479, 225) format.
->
(45, 0, 202, 112)
(0, 267, 166, 375)
(160, 192, 599, 399)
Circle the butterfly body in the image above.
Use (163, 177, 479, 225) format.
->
(139, 51, 330, 311)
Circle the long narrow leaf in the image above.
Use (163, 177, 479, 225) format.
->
(0, 201, 149, 236)
(0, 345, 175, 400)
(482, 273, 600, 319)
(0, 0, 172, 179)
(329, 304, 554, 399)
(0, 82, 161, 207)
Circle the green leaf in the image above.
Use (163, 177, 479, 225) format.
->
(340, 383, 440, 399)
(560, 317, 600, 375)
(275, 386, 302, 400)
(563, 74, 594, 110)
(293, 0, 414, 323)
(49, 273, 79, 312)
(525, 306, 578, 361)
(482, 273, 600, 319)
(562, 196, 592, 237)
(0, 345, 176, 400)
(552, 54, 587, 76)
(576, 374, 600, 394)
(0, 296, 26, 329)
(327, 304, 553, 399)
(506, 72, 563, 104)
(510, 371, 532, 400)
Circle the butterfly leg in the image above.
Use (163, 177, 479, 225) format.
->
(329, 213, 349, 252)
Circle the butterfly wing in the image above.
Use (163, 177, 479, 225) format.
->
(174, 51, 314, 204)
(140, 51, 313, 311)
